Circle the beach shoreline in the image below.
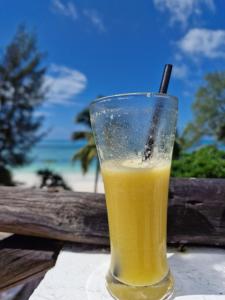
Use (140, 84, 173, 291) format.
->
(12, 171, 105, 193)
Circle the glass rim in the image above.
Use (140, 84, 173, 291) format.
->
(90, 92, 178, 106)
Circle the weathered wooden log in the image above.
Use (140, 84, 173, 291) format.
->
(0, 187, 109, 245)
(0, 235, 62, 291)
(0, 178, 224, 246)
(168, 178, 225, 246)
(8, 277, 43, 300)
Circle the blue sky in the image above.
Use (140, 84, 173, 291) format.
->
(0, 0, 225, 140)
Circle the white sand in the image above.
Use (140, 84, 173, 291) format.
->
(12, 171, 105, 193)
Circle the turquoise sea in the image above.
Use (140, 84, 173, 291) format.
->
(12, 138, 224, 174)
(13, 139, 96, 174)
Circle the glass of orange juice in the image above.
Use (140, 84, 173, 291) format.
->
(90, 93, 178, 300)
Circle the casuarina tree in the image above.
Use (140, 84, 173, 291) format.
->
(0, 25, 47, 185)
(182, 71, 225, 149)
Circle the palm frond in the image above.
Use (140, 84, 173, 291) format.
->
(75, 108, 91, 128)
(72, 143, 97, 174)
(71, 131, 93, 142)
(72, 102, 101, 179)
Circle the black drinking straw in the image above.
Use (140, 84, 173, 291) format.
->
(159, 64, 173, 93)
(143, 64, 173, 160)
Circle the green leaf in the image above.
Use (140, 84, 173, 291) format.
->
(182, 71, 225, 149)
(71, 131, 93, 142)
(171, 145, 225, 178)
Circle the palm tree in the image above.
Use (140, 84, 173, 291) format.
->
(72, 107, 100, 193)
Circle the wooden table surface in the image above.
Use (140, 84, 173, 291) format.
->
(0, 181, 224, 299)
(29, 244, 225, 300)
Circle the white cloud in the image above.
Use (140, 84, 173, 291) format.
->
(51, 1, 106, 32)
(44, 64, 87, 105)
(173, 64, 189, 79)
(153, 0, 215, 27)
(178, 28, 225, 59)
(51, 0, 78, 20)
(83, 9, 106, 32)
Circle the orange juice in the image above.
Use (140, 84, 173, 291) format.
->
(102, 159, 170, 286)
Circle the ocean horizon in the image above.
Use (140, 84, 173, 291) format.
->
(11, 138, 225, 175)
(12, 139, 97, 175)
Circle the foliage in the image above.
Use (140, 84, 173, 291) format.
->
(72, 134, 97, 173)
(0, 25, 46, 170)
(71, 110, 97, 174)
(171, 145, 225, 178)
(172, 132, 186, 160)
(0, 166, 14, 186)
(72, 105, 100, 192)
(182, 71, 225, 148)
(37, 169, 70, 190)
(75, 108, 91, 128)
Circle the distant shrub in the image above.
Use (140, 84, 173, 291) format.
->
(171, 145, 225, 178)
(0, 166, 14, 186)
(37, 169, 71, 190)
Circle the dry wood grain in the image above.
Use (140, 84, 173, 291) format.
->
(0, 235, 62, 291)
(168, 178, 225, 246)
(0, 178, 224, 246)
(0, 187, 108, 245)
(15, 279, 43, 300)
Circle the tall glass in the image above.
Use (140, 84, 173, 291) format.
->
(90, 93, 178, 300)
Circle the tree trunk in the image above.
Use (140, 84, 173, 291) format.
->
(94, 159, 100, 193)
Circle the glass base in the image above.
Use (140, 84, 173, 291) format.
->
(106, 270, 174, 300)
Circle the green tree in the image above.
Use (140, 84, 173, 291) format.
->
(173, 132, 187, 160)
(0, 25, 46, 185)
(182, 71, 225, 149)
(72, 107, 100, 193)
(171, 145, 225, 178)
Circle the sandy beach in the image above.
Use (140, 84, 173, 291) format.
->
(12, 171, 105, 193)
